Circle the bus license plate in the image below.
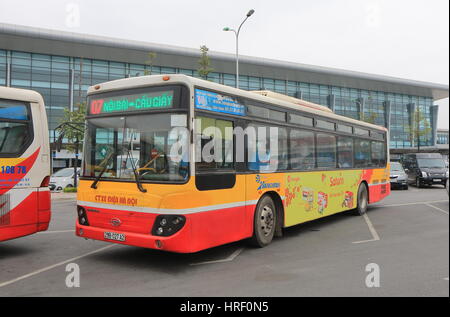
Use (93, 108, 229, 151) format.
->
(104, 232, 125, 242)
(433, 179, 441, 183)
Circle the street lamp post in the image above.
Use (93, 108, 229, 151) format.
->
(223, 9, 255, 89)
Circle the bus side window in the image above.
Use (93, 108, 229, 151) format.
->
(354, 139, 371, 168)
(337, 136, 354, 168)
(371, 141, 386, 167)
(317, 133, 337, 169)
(289, 129, 315, 170)
(247, 124, 267, 171)
(195, 116, 234, 171)
(276, 127, 288, 170)
(247, 124, 288, 172)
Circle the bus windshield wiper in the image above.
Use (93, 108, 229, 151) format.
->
(120, 125, 147, 193)
(91, 151, 115, 189)
(124, 131, 147, 193)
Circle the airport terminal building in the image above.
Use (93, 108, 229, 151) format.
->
(0, 23, 448, 160)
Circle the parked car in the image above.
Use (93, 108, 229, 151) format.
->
(403, 153, 448, 188)
(389, 162, 408, 190)
(49, 167, 81, 191)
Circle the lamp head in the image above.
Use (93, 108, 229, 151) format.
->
(223, 27, 230, 31)
(247, 9, 255, 17)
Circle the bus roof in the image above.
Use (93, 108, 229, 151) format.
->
(0, 86, 45, 104)
(88, 74, 388, 132)
(250, 90, 333, 113)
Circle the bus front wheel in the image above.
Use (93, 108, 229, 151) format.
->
(354, 183, 369, 216)
(250, 196, 277, 248)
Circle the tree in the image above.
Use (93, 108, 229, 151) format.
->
(406, 106, 432, 152)
(198, 45, 214, 79)
(361, 111, 378, 125)
(58, 102, 86, 152)
(144, 52, 157, 75)
(354, 98, 379, 124)
(55, 102, 86, 188)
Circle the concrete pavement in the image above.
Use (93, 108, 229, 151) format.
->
(0, 186, 448, 296)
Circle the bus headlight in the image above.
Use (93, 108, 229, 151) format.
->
(77, 206, 90, 226)
(152, 215, 186, 237)
(421, 171, 428, 178)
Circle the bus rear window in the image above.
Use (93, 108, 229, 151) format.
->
(0, 101, 29, 121)
(0, 100, 32, 156)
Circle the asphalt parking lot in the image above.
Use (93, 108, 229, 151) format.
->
(0, 186, 448, 297)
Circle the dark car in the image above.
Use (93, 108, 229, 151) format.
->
(403, 153, 448, 188)
(390, 162, 408, 190)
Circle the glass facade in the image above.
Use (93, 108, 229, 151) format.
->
(0, 49, 436, 149)
(437, 131, 449, 145)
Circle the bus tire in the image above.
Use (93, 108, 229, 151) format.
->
(354, 183, 369, 216)
(250, 195, 277, 248)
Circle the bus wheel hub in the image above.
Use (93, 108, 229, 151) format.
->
(260, 206, 274, 236)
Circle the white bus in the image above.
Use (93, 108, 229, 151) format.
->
(0, 87, 51, 242)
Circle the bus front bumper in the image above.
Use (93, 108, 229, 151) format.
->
(75, 220, 194, 253)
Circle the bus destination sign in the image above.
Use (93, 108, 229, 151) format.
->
(89, 90, 174, 115)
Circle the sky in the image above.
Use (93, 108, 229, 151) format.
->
(0, 0, 448, 128)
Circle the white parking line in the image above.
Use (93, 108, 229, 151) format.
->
(0, 245, 115, 288)
(377, 200, 448, 208)
(352, 213, 380, 244)
(190, 248, 244, 266)
(425, 203, 449, 215)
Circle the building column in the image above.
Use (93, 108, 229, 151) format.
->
(357, 97, 365, 121)
(384, 100, 391, 129)
(327, 94, 335, 112)
(69, 68, 75, 112)
(430, 105, 439, 147)
(6, 61, 11, 87)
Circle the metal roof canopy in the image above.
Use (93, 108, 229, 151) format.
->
(0, 22, 448, 101)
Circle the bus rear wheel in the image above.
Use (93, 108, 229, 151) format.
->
(250, 196, 277, 248)
(354, 183, 369, 216)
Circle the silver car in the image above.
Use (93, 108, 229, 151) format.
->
(390, 162, 409, 190)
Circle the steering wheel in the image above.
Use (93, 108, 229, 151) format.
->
(137, 153, 161, 172)
(137, 167, 157, 174)
(137, 152, 169, 176)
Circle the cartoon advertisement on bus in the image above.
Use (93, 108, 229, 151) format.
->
(284, 170, 362, 226)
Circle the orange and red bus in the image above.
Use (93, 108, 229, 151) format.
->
(0, 87, 51, 242)
(77, 75, 390, 253)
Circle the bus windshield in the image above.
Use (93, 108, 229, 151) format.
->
(83, 113, 189, 182)
(0, 101, 31, 156)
